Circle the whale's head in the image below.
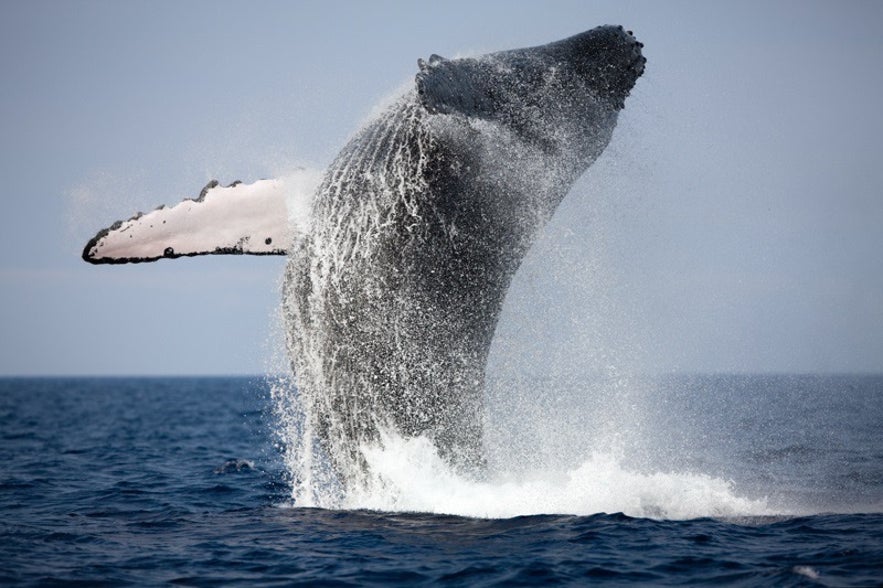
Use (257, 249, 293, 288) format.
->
(417, 26, 644, 172)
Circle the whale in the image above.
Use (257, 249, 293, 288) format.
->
(83, 25, 645, 490)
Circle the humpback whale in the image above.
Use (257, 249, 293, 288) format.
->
(83, 26, 645, 490)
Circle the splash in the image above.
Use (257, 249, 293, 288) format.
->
(263, 104, 773, 520)
(352, 433, 769, 520)
(270, 372, 771, 519)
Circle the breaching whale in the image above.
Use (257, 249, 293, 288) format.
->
(83, 26, 645, 489)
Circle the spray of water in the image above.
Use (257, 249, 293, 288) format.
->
(264, 126, 769, 520)
(270, 367, 769, 519)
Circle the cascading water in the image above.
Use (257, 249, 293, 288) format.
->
(280, 95, 487, 489)
(273, 73, 596, 499)
(268, 106, 768, 519)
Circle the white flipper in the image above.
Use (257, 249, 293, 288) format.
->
(83, 175, 316, 264)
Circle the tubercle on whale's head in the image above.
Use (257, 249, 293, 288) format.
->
(545, 25, 646, 111)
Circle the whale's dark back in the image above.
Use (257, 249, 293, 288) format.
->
(283, 26, 644, 490)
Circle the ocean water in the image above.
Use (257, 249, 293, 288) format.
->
(1, 375, 881, 586)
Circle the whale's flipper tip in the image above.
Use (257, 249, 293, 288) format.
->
(81, 179, 291, 265)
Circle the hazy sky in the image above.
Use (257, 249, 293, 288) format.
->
(1, 1, 881, 375)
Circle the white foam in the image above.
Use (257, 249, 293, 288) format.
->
(334, 431, 770, 520)
(793, 566, 821, 580)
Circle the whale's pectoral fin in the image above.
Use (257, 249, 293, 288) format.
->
(83, 178, 294, 264)
(415, 56, 499, 118)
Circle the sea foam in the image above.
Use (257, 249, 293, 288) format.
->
(279, 424, 770, 520)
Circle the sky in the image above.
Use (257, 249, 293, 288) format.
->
(0, 0, 881, 376)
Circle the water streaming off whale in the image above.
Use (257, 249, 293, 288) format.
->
(273, 27, 651, 503)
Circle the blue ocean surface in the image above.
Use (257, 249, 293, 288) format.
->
(1, 376, 881, 586)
